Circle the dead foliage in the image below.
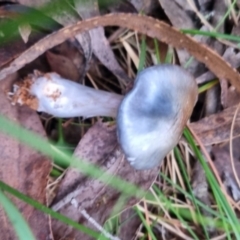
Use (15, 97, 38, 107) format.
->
(1, 0, 240, 239)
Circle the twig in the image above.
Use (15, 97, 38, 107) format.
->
(71, 199, 121, 240)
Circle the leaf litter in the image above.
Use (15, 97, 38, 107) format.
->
(1, 0, 240, 239)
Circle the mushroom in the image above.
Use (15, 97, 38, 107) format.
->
(9, 64, 198, 170)
(117, 64, 198, 170)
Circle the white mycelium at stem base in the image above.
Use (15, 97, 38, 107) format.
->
(10, 64, 198, 170)
(117, 64, 198, 170)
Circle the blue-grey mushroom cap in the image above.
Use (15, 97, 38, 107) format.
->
(117, 64, 198, 170)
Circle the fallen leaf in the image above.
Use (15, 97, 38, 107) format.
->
(118, 208, 142, 239)
(190, 105, 240, 145)
(0, 83, 52, 239)
(46, 51, 81, 81)
(212, 142, 240, 201)
(75, 0, 131, 85)
(52, 121, 118, 203)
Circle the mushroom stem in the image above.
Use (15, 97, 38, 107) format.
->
(10, 72, 123, 118)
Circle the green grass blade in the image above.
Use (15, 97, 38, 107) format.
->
(134, 206, 157, 240)
(138, 35, 147, 71)
(154, 39, 161, 63)
(158, 174, 229, 224)
(0, 190, 36, 240)
(184, 128, 240, 238)
(0, 180, 106, 239)
(152, 184, 199, 239)
(198, 79, 218, 93)
(181, 29, 240, 43)
(174, 147, 209, 239)
(215, 0, 237, 31)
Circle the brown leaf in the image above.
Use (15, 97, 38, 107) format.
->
(159, 0, 204, 77)
(0, 87, 52, 239)
(75, 0, 131, 85)
(212, 141, 240, 201)
(46, 51, 80, 81)
(130, 0, 159, 14)
(1, 13, 239, 92)
(159, 0, 195, 29)
(220, 81, 240, 109)
(52, 41, 85, 79)
(190, 105, 240, 145)
(51, 121, 159, 239)
(106, 0, 137, 13)
(52, 121, 118, 203)
(118, 208, 141, 239)
(191, 161, 211, 218)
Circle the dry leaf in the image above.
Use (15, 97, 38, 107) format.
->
(118, 208, 142, 239)
(75, 0, 131, 85)
(52, 121, 118, 202)
(190, 105, 240, 145)
(0, 87, 52, 239)
(212, 141, 240, 201)
(130, 0, 159, 14)
(46, 51, 80, 81)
